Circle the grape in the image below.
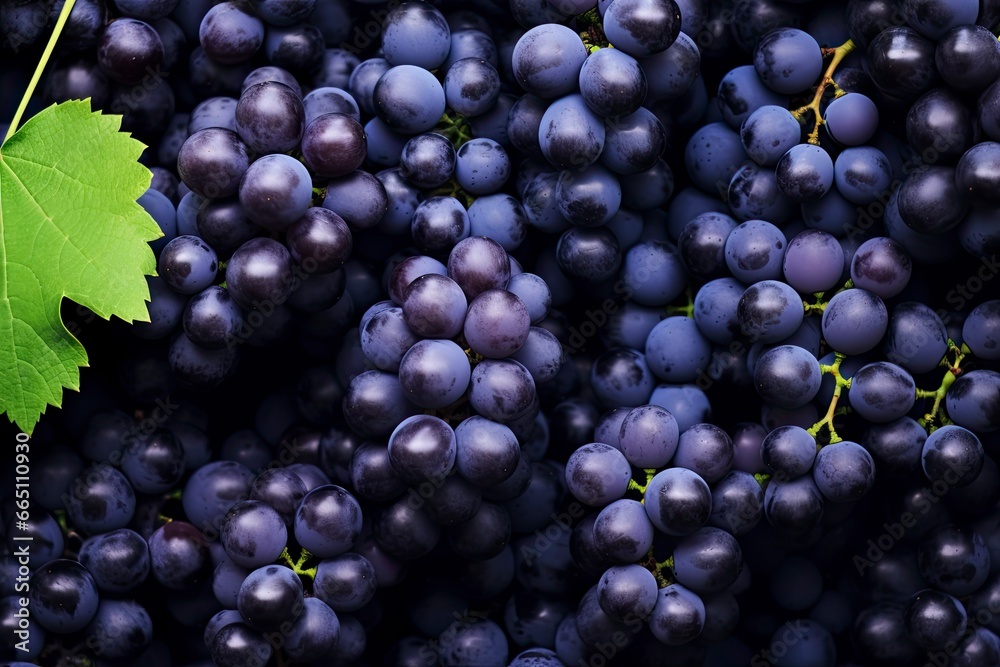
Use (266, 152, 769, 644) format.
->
(579, 47, 646, 118)
(448, 501, 510, 561)
(644, 467, 711, 536)
(642, 31, 701, 102)
(360, 306, 418, 372)
(593, 499, 655, 563)
(922, 425, 984, 488)
(823, 92, 879, 146)
(303, 86, 360, 125)
(884, 301, 947, 374)
(865, 27, 937, 100)
(66, 463, 136, 534)
(906, 88, 975, 164)
(649, 584, 705, 646)
(709, 470, 764, 535)
(511, 24, 588, 98)
(602, 0, 681, 57)
(556, 227, 622, 283)
(382, 1, 450, 70)
(672, 527, 743, 594)
(684, 121, 748, 194)
(444, 57, 500, 118)
(398, 339, 472, 410)
(220, 500, 287, 568)
(158, 235, 218, 294)
(738, 280, 804, 344)
(740, 105, 801, 166)
(727, 160, 795, 223)
(387, 414, 456, 486)
(896, 165, 968, 235)
(556, 163, 621, 226)
(821, 288, 888, 355)
(861, 417, 926, 476)
(901, 0, 978, 39)
(85, 599, 153, 660)
(917, 525, 990, 597)
(936, 25, 1000, 93)
(564, 442, 632, 507)
(621, 239, 687, 306)
(812, 440, 876, 503)
(761, 425, 816, 480)
(753, 28, 823, 95)
(847, 361, 916, 423)
(764, 474, 824, 535)
(782, 229, 844, 294)
(225, 237, 294, 310)
(293, 485, 363, 558)
(29, 559, 100, 633)
(717, 65, 787, 130)
(854, 604, 921, 663)
(753, 344, 821, 410)
(283, 597, 341, 661)
(148, 521, 211, 590)
(98, 18, 163, 85)
(341, 372, 411, 438)
(235, 80, 304, 154)
(725, 219, 786, 284)
(677, 212, 738, 281)
(693, 277, 744, 345)
(904, 589, 967, 650)
(198, 2, 263, 65)
(302, 113, 367, 179)
(538, 93, 606, 170)
(183, 286, 243, 349)
(645, 316, 711, 383)
(597, 564, 658, 622)
(833, 146, 892, 204)
(400, 273, 467, 339)
(946, 370, 1000, 433)
(448, 236, 511, 300)
(775, 143, 834, 201)
(237, 564, 304, 631)
(963, 301, 1000, 360)
(313, 553, 377, 612)
(122, 428, 185, 493)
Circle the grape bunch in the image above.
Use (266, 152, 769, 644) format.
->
(4, 0, 1000, 665)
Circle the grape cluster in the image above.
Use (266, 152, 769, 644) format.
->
(5, 0, 1000, 665)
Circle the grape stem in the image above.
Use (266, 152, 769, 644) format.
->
(754, 472, 772, 490)
(435, 112, 473, 148)
(627, 468, 658, 496)
(790, 39, 856, 145)
(4, 0, 78, 142)
(808, 352, 850, 444)
(576, 8, 608, 52)
(665, 286, 695, 318)
(279, 546, 318, 580)
(916, 341, 968, 431)
(639, 549, 674, 588)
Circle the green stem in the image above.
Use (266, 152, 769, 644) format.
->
(808, 352, 849, 444)
(917, 341, 967, 431)
(627, 468, 658, 496)
(4, 0, 78, 143)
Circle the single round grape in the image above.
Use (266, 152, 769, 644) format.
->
(738, 280, 804, 344)
(904, 589, 967, 650)
(158, 235, 218, 294)
(741, 105, 801, 166)
(946, 370, 1000, 434)
(373, 64, 447, 135)
(220, 499, 288, 568)
(921, 425, 984, 488)
(753, 344, 821, 410)
(511, 24, 588, 98)
(235, 81, 304, 155)
(761, 425, 816, 480)
(848, 361, 916, 423)
(237, 564, 304, 631)
(775, 143, 834, 201)
(648, 583, 705, 646)
(238, 153, 312, 231)
(644, 467, 712, 536)
(823, 92, 879, 145)
(821, 288, 888, 355)
(782, 229, 844, 294)
(293, 485, 363, 559)
(565, 442, 633, 507)
(397, 339, 472, 410)
(813, 440, 876, 503)
(593, 499, 655, 563)
(753, 28, 823, 94)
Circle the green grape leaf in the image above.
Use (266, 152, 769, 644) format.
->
(0, 100, 162, 434)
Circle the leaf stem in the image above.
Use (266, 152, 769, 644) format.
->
(4, 0, 78, 143)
